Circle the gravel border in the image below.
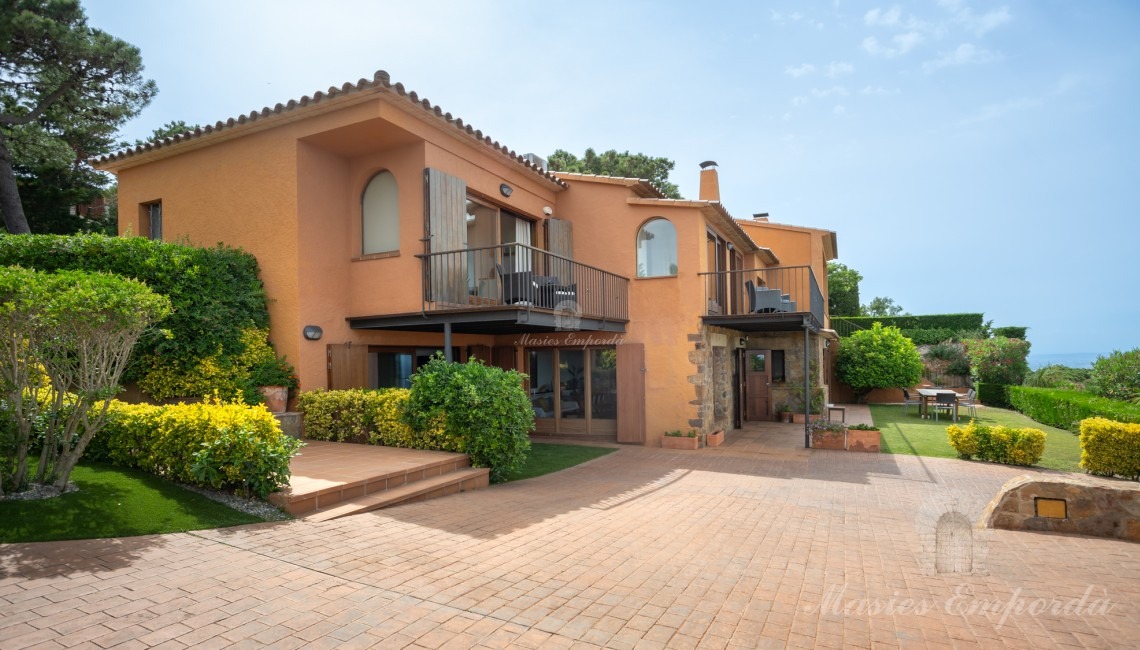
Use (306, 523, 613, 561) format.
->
(175, 482, 293, 521)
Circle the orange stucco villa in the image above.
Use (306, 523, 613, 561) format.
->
(95, 70, 839, 448)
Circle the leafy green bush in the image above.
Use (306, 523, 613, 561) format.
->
(925, 342, 963, 361)
(946, 420, 1045, 466)
(1079, 417, 1140, 480)
(992, 326, 1028, 339)
(836, 323, 924, 398)
(976, 382, 1011, 408)
(0, 266, 171, 494)
(296, 389, 387, 444)
(88, 398, 299, 496)
(965, 336, 1031, 385)
(1008, 386, 1140, 431)
(1023, 365, 1091, 390)
(191, 426, 302, 498)
(0, 234, 291, 403)
(833, 313, 984, 337)
(1087, 348, 1140, 402)
(404, 357, 533, 482)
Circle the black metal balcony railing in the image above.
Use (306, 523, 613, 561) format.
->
(418, 243, 629, 322)
(699, 266, 824, 327)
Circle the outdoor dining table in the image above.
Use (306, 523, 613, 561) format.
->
(916, 388, 959, 421)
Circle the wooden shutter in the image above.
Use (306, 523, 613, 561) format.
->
(468, 345, 492, 364)
(327, 343, 368, 390)
(546, 218, 574, 284)
(424, 168, 468, 304)
(492, 345, 517, 371)
(616, 343, 646, 444)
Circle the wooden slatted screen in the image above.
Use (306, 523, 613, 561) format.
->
(546, 217, 574, 284)
(327, 343, 368, 390)
(424, 168, 468, 304)
(468, 345, 492, 364)
(616, 342, 646, 444)
(492, 346, 517, 371)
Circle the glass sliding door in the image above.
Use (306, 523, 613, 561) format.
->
(526, 347, 618, 436)
(528, 349, 556, 421)
(590, 349, 617, 420)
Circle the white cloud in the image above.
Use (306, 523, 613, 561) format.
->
(785, 63, 816, 78)
(862, 32, 922, 57)
(948, 5, 1012, 37)
(811, 86, 849, 98)
(865, 6, 901, 27)
(782, 112, 793, 122)
(791, 96, 809, 106)
(923, 43, 1000, 72)
(860, 85, 895, 95)
(827, 62, 855, 77)
(957, 97, 1039, 125)
(833, 104, 847, 115)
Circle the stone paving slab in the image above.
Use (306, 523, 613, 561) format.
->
(2, 438, 1138, 648)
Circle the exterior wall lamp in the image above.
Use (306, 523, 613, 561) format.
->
(303, 325, 323, 341)
(500, 183, 512, 197)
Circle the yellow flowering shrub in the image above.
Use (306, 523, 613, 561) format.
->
(1080, 417, 1140, 479)
(946, 419, 1045, 466)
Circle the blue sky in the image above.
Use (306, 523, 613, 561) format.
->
(84, 0, 1139, 358)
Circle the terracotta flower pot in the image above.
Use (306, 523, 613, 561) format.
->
(810, 430, 846, 450)
(259, 386, 289, 413)
(778, 412, 793, 423)
(846, 429, 881, 453)
(706, 430, 725, 447)
(662, 435, 699, 450)
(792, 413, 822, 424)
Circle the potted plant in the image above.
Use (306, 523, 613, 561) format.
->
(845, 423, 881, 453)
(662, 429, 700, 450)
(706, 429, 725, 447)
(249, 355, 299, 413)
(808, 421, 846, 450)
(790, 386, 825, 424)
(776, 403, 793, 424)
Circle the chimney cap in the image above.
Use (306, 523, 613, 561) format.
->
(699, 160, 718, 169)
(752, 212, 769, 220)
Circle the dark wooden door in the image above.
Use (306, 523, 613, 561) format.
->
(745, 349, 772, 421)
(327, 343, 368, 390)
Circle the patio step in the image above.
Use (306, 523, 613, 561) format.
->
(303, 467, 490, 521)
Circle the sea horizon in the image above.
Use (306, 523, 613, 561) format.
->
(1027, 352, 1103, 370)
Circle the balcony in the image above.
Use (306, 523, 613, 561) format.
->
(349, 243, 628, 334)
(699, 266, 825, 333)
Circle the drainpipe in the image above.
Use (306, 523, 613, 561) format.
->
(444, 321, 453, 362)
(804, 322, 810, 449)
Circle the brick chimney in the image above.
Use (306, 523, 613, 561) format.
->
(699, 161, 720, 202)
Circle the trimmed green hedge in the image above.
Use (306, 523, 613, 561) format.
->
(900, 328, 958, 345)
(0, 234, 272, 394)
(992, 326, 1028, 339)
(1008, 386, 1140, 432)
(947, 421, 1045, 466)
(834, 313, 984, 337)
(976, 382, 1011, 409)
(86, 400, 301, 498)
(1079, 417, 1140, 480)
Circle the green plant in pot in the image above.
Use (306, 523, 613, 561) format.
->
(776, 403, 793, 423)
(248, 355, 298, 413)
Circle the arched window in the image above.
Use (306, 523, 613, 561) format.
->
(362, 171, 399, 255)
(636, 218, 677, 277)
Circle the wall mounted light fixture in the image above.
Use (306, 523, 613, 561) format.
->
(500, 183, 513, 197)
(302, 325, 323, 341)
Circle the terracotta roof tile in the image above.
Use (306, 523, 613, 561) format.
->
(92, 70, 566, 188)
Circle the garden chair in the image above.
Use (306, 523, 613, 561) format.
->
(957, 389, 977, 418)
(901, 388, 922, 416)
(931, 392, 958, 422)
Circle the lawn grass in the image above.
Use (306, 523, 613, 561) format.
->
(503, 443, 618, 482)
(0, 462, 267, 543)
(870, 404, 1083, 473)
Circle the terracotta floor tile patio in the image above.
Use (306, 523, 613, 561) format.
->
(3, 420, 1139, 648)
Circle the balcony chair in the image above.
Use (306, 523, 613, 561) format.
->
(901, 388, 922, 416)
(931, 392, 958, 422)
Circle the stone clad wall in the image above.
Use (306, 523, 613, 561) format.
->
(686, 324, 739, 433)
(982, 474, 1140, 542)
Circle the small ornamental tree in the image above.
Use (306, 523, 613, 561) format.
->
(836, 323, 924, 401)
(403, 356, 533, 482)
(1087, 348, 1140, 403)
(965, 336, 1031, 386)
(0, 266, 171, 495)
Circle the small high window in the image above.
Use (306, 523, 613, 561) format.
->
(362, 171, 399, 255)
(636, 218, 677, 277)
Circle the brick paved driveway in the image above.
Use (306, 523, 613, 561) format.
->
(3, 443, 1138, 648)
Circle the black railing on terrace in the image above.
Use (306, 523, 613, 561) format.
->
(699, 266, 824, 327)
(418, 243, 629, 322)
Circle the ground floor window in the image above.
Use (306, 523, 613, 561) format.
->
(527, 346, 617, 435)
(771, 350, 786, 383)
(368, 346, 461, 388)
